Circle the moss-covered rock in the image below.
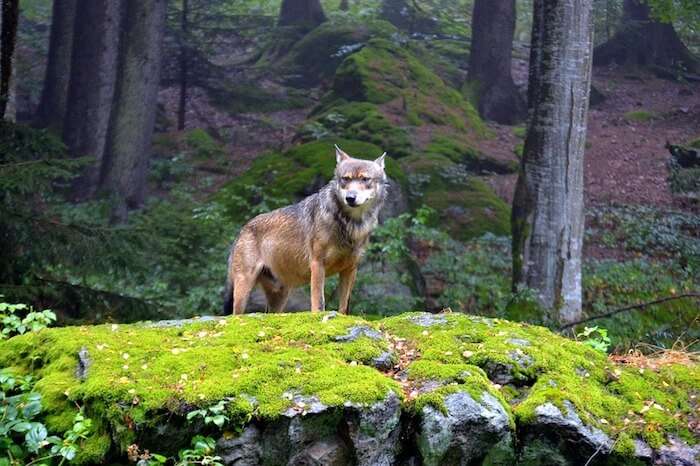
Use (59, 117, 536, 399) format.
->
(274, 19, 398, 87)
(332, 38, 486, 135)
(299, 101, 413, 157)
(400, 153, 511, 240)
(215, 138, 407, 221)
(1, 312, 696, 465)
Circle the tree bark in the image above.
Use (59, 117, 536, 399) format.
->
(339, 0, 349, 11)
(177, 0, 189, 131)
(278, 0, 327, 29)
(100, 0, 167, 219)
(593, 0, 699, 73)
(466, 0, 526, 124)
(0, 0, 19, 121)
(63, 0, 123, 195)
(35, 0, 78, 133)
(511, 0, 593, 325)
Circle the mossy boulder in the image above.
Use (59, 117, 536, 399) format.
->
(274, 19, 398, 87)
(1, 312, 697, 465)
(332, 38, 486, 135)
(400, 153, 511, 240)
(299, 101, 413, 157)
(215, 139, 408, 221)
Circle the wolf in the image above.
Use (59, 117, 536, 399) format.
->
(223, 145, 387, 315)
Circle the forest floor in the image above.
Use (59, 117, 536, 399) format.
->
(479, 66, 700, 209)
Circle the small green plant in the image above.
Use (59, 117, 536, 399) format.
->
(577, 326, 611, 353)
(0, 301, 56, 340)
(186, 398, 232, 428)
(0, 370, 91, 465)
(175, 436, 223, 466)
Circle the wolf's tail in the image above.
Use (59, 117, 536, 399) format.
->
(223, 278, 233, 314)
(222, 245, 234, 314)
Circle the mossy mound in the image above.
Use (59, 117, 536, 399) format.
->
(332, 38, 486, 135)
(380, 313, 698, 454)
(215, 139, 406, 220)
(1, 312, 697, 464)
(299, 101, 412, 157)
(400, 153, 511, 239)
(274, 19, 398, 87)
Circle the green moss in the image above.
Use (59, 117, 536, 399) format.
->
(624, 110, 656, 123)
(0, 313, 399, 463)
(184, 128, 224, 159)
(276, 19, 398, 85)
(332, 38, 486, 135)
(300, 102, 412, 158)
(207, 83, 310, 115)
(1, 312, 696, 462)
(381, 312, 700, 456)
(400, 154, 510, 240)
(513, 126, 527, 139)
(216, 139, 407, 220)
(425, 135, 517, 173)
(689, 137, 700, 149)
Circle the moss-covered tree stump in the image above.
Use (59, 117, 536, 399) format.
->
(1, 312, 697, 465)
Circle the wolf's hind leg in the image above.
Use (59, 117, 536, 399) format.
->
(232, 262, 262, 315)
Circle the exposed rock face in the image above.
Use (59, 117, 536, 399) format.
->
(418, 391, 513, 465)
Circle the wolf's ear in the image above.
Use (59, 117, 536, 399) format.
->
(374, 152, 386, 170)
(335, 144, 350, 165)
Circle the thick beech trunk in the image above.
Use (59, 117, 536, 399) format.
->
(278, 0, 326, 29)
(467, 0, 526, 124)
(0, 0, 19, 121)
(593, 0, 699, 73)
(63, 0, 123, 195)
(511, 0, 593, 324)
(35, 0, 77, 133)
(100, 0, 167, 219)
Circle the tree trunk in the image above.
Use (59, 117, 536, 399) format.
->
(177, 0, 189, 131)
(593, 0, 699, 73)
(100, 0, 167, 220)
(339, 0, 349, 11)
(35, 0, 78, 133)
(63, 0, 123, 196)
(0, 0, 19, 121)
(511, 0, 593, 325)
(278, 0, 327, 29)
(466, 0, 526, 124)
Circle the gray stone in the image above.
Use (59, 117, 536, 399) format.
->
(216, 425, 262, 466)
(288, 438, 350, 466)
(633, 439, 653, 461)
(76, 347, 91, 380)
(371, 351, 396, 371)
(334, 325, 382, 342)
(417, 391, 513, 466)
(533, 401, 613, 456)
(656, 437, 700, 466)
(144, 315, 224, 328)
(283, 393, 328, 417)
(347, 392, 402, 466)
(507, 338, 531, 347)
(408, 313, 447, 327)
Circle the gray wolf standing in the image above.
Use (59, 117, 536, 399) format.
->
(223, 145, 387, 314)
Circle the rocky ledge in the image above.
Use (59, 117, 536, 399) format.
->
(1, 312, 697, 465)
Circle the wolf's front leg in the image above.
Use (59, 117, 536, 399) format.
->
(310, 259, 325, 312)
(338, 266, 357, 315)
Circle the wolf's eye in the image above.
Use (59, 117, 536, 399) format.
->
(361, 176, 371, 182)
(341, 176, 352, 182)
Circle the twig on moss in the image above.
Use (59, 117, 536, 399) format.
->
(560, 293, 700, 331)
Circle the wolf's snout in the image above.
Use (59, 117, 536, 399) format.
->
(345, 192, 358, 206)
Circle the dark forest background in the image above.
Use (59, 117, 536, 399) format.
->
(1, 0, 698, 351)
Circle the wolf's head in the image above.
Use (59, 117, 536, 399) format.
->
(333, 145, 387, 213)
